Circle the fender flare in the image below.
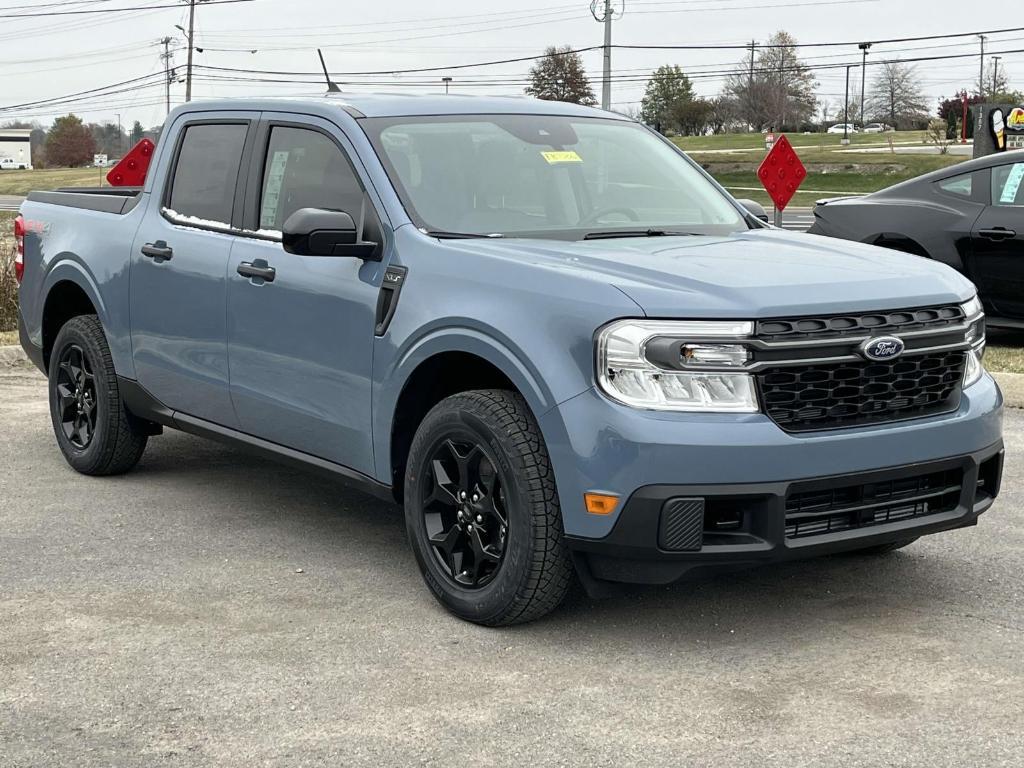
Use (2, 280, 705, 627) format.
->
(41, 256, 109, 328)
(372, 324, 572, 483)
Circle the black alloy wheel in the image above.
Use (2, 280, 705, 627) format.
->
(54, 343, 98, 449)
(421, 436, 509, 589)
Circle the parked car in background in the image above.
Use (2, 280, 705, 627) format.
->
(828, 123, 859, 134)
(863, 123, 893, 134)
(15, 95, 1003, 625)
(809, 150, 1024, 327)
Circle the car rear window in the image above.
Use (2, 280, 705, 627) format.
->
(167, 123, 248, 226)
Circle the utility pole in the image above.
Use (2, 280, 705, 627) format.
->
(992, 56, 1002, 97)
(185, 0, 196, 102)
(591, 0, 622, 111)
(978, 34, 986, 98)
(159, 36, 174, 116)
(858, 42, 871, 128)
(115, 113, 122, 157)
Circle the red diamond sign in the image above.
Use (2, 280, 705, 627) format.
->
(757, 134, 806, 212)
(106, 138, 155, 187)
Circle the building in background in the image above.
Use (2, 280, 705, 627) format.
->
(0, 128, 33, 169)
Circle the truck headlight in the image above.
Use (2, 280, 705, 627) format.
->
(961, 296, 985, 388)
(596, 320, 759, 412)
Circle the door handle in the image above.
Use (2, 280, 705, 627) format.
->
(978, 228, 1017, 241)
(237, 260, 276, 283)
(141, 241, 173, 261)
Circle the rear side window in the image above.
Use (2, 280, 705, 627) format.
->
(992, 162, 1024, 206)
(167, 123, 248, 225)
(258, 126, 365, 231)
(937, 172, 973, 199)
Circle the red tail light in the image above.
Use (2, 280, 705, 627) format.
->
(13, 214, 24, 284)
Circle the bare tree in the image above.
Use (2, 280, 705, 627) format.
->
(525, 46, 596, 106)
(867, 61, 929, 129)
(723, 31, 817, 131)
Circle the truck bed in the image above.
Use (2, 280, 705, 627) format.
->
(26, 187, 142, 215)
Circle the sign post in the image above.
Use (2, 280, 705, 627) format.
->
(757, 135, 807, 228)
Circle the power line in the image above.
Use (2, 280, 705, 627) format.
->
(0, 0, 252, 17)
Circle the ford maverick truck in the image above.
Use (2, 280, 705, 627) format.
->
(16, 95, 1003, 625)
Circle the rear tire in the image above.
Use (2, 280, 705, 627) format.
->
(404, 389, 573, 626)
(48, 315, 148, 476)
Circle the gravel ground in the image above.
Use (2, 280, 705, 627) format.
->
(1, 362, 1021, 767)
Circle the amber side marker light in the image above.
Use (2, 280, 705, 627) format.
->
(584, 492, 620, 515)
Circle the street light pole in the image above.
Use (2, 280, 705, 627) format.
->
(858, 42, 871, 129)
(115, 113, 122, 157)
(441, 76, 452, 94)
(992, 56, 1002, 96)
(185, 0, 196, 102)
(843, 64, 852, 145)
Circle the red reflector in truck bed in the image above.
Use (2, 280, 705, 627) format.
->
(106, 138, 155, 187)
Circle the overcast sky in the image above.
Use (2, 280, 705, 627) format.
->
(0, 0, 1018, 130)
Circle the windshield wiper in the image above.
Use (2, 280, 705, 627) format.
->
(420, 228, 503, 240)
(582, 229, 699, 240)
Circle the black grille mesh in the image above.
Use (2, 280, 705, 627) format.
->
(759, 352, 966, 431)
(757, 305, 964, 342)
(785, 468, 963, 539)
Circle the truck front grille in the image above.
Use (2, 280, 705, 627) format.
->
(759, 351, 966, 431)
(753, 304, 970, 432)
(785, 467, 963, 539)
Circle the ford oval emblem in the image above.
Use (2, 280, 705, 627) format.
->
(860, 336, 905, 362)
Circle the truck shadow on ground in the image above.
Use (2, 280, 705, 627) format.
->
(129, 430, 979, 642)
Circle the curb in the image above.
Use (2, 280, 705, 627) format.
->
(1, 342, 1022, 408)
(0, 344, 26, 366)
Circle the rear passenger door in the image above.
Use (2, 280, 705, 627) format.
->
(130, 115, 258, 426)
(971, 162, 1024, 319)
(225, 117, 386, 476)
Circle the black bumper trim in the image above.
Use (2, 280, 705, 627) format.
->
(567, 442, 1003, 587)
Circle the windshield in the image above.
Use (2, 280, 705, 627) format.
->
(361, 114, 748, 240)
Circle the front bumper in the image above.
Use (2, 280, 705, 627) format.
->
(566, 442, 1003, 586)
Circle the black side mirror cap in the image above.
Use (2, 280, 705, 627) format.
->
(282, 207, 380, 260)
(736, 198, 769, 223)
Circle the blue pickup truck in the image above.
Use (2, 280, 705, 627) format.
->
(16, 95, 1003, 625)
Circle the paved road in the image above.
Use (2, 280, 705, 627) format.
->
(0, 195, 24, 211)
(1, 363, 1021, 767)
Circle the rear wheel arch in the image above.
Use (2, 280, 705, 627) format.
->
(866, 233, 932, 259)
(42, 279, 99, 371)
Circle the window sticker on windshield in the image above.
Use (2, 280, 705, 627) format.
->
(1000, 163, 1024, 205)
(260, 150, 290, 228)
(541, 150, 582, 164)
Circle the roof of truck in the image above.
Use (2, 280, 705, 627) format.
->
(176, 93, 630, 120)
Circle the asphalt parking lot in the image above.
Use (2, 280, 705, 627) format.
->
(1, 361, 1022, 767)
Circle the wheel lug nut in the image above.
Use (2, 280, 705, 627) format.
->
(460, 491, 467, 500)
(476, 515, 483, 523)
(466, 525, 473, 533)
(472, 494, 479, 502)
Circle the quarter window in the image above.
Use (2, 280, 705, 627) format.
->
(992, 162, 1024, 206)
(167, 123, 248, 225)
(258, 126, 366, 232)
(937, 172, 973, 199)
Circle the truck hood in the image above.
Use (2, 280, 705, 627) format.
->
(441, 229, 975, 317)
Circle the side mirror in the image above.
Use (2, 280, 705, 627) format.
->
(736, 199, 769, 223)
(282, 207, 380, 260)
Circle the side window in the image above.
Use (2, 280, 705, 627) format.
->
(167, 123, 248, 225)
(258, 126, 366, 232)
(991, 163, 1024, 207)
(937, 172, 973, 199)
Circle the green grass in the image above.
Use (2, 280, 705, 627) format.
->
(672, 130, 930, 152)
(0, 167, 107, 196)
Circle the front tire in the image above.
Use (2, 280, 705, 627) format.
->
(48, 315, 148, 476)
(404, 390, 573, 626)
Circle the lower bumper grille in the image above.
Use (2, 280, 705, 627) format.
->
(785, 468, 963, 539)
(759, 351, 966, 432)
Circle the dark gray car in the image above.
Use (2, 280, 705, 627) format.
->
(809, 150, 1024, 327)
